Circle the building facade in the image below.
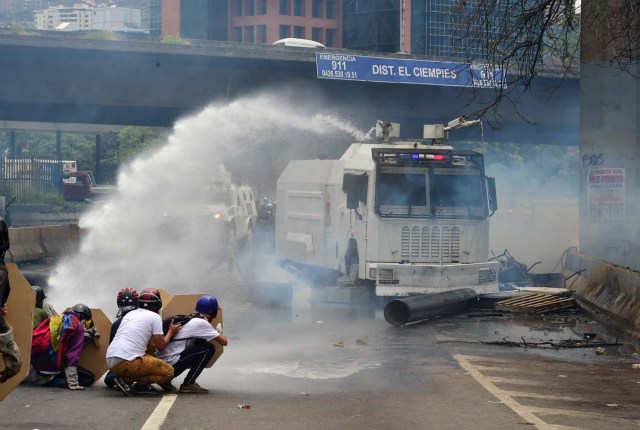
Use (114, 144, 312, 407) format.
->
(34, 3, 141, 32)
(159, 0, 342, 47)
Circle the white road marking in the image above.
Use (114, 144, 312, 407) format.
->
(454, 354, 561, 430)
(141, 394, 178, 430)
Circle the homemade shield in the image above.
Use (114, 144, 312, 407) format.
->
(161, 294, 224, 367)
(77, 308, 111, 382)
(0, 263, 35, 400)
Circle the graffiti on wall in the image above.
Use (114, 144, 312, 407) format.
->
(582, 152, 604, 167)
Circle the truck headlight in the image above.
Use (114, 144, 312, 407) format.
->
(369, 268, 376, 279)
(213, 212, 222, 220)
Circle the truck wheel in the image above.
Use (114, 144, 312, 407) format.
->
(347, 263, 359, 286)
(227, 229, 237, 255)
(244, 225, 253, 248)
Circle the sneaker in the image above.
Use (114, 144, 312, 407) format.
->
(132, 383, 161, 396)
(114, 377, 133, 397)
(157, 381, 177, 393)
(179, 383, 209, 394)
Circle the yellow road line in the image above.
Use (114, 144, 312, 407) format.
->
(141, 394, 178, 430)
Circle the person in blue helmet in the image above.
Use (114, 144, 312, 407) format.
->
(156, 294, 228, 394)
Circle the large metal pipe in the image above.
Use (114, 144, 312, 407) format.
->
(384, 288, 477, 327)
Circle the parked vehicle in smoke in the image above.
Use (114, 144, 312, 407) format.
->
(206, 167, 257, 248)
(63, 171, 117, 201)
(275, 118, 500, 298)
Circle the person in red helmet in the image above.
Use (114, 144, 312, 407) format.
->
(157, 294, 228, 394)
(104, 288, 139, 388)
(106, 287, 181, 396)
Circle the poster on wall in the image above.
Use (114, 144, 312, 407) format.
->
(587, 168, 625, 223)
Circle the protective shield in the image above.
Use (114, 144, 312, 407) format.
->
(77, 308, 111, 382)
(0, 263, 35, 401)
(161, 294, 224, 367)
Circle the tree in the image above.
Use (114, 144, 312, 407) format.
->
(453, 1, 637, 119)
(117, 127, 165, 163)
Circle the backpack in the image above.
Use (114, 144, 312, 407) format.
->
(162, 314, 193, 335)
(32, 317, 52, 354)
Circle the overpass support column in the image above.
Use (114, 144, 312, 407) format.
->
(56, 130, 62, 161)
(95, 133, 101, 181)
(8, 132, 15, 157)
(580, 0, 640, 270)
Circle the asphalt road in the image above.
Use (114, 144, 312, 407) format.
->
(1, 296, 639, 430)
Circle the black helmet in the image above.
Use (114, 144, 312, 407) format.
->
(138, 288, 162, 312)
(116, 288, 139, 308)
(71, 303, 92, 321)
(32, 286, 46, 307)
(0, 217, 9, 255)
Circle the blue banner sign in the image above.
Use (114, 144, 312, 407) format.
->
(315, 53, 505, 89)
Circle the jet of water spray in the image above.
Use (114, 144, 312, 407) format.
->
(47, 93, 367, 316)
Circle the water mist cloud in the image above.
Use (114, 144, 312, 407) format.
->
(47, 92, 366, 315)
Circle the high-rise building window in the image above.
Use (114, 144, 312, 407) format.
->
(293, 25, 304, 38)
(279, 24, 290, 38)
(312, 0, 323, 18)
(326, 28, 336, 47)
(257, 24, 267, 43)
(233, 0, 242, 17)
(312, 27, 322, 43)
(245, 25, 254, 43)
(233, 26, 242, 41)
(326, 0, 336, 19)
(293, 0, 304, 16)
(244, 0, 254, 16)
(257, 0, 267, 15)
(279, 0, 290, 15)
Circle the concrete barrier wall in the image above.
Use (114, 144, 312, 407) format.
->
(562, 248, 640, 339)
(6, 224, 80, 263)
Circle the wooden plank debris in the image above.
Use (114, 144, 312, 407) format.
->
(495, 293, 576, 314)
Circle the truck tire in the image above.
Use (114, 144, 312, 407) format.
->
(344, 238, 359, 286)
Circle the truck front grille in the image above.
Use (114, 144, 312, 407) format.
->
(378, 268, 399, 284)
(477, 268, 496, 284)
(400, 226, 461, 262)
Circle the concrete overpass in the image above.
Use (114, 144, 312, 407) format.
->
(0, 33, 578, 145)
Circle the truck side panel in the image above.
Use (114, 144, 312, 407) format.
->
(276, 160, 346, 270)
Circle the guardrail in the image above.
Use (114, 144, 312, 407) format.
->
(6, 224, 80, 263)
(562, 248, 640, 340)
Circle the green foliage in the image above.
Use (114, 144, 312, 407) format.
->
(161, 35, 185, 45)
(83, 31, 120, 41)
(117, 127, 165, 163)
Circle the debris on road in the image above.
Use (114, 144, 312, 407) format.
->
(333, 341, 344, 348)
(238, 404, 251, 409)
(491, 248, 566, 289)
(495, 293, 576, 314)
(356, 336, 368, 345)
(596, 347, 605, 355)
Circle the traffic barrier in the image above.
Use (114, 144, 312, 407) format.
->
(7, 227, 44, 263)
(563, 248, 640, 340)
(39, 225, 78, 258)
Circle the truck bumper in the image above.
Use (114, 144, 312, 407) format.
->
(370, 261, 500, 297)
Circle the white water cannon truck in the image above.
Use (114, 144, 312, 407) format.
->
(275, 118, 500, 298)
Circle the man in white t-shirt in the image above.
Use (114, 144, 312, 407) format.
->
(106, 287, 181, 396)
(157, 294, 228, 394)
